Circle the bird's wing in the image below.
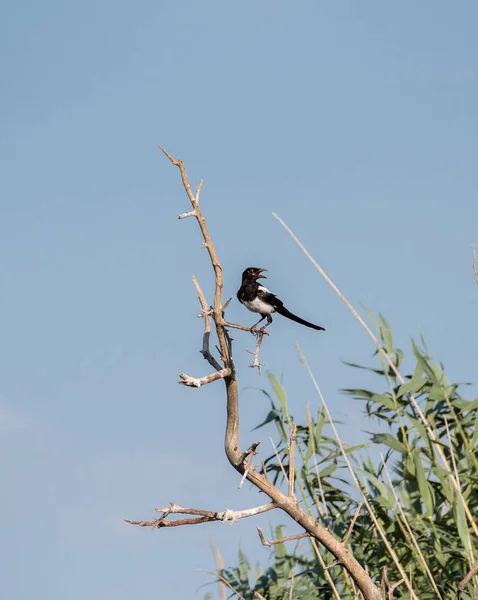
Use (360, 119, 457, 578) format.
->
(257, 285, 284, 310)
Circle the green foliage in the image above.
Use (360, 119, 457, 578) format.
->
(206, 319, 478, 599)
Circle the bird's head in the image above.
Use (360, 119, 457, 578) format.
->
(242, 267, 267, 280)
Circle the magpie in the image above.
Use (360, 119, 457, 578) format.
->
(237, 267, 325, 331)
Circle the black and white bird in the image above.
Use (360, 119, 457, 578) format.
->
(237, 267, 325, 331)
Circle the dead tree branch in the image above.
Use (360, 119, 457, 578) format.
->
(248, 329, 266, 373)
(223, 320, 268, 335)
(456, 562, 478, 600)
(130, 148, 384, 600)
(126, 502, 277, 529)
(179, 368, 231, 387)
(325, 503, 363, 571)
(192, 275, 222, 371)
(257, 527, 311, 547)
(388, 578, 405, 600)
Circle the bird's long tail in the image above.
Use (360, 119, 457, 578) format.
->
(276, 306, 325, 331)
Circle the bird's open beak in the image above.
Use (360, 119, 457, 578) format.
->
(255, 268, 267, 279)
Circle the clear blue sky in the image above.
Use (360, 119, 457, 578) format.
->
(1, 1, 477, 599)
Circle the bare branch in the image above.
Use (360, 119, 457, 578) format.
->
(195, 179, 203, 202)
(257, 527, 311, 547)
(178, 210, 197, 220)
(456, 562, 478, 599)
(248, 329, 266, 373)
(223, 320, 268, 335)
(288, 422, 297, 498)
(179, 368, 231, 387)
(326, 503, 364, 572)
(240, 441, 261, 464)
(192, 275, 222, 371)
(126, 502, 277, 530)
(388, 577, 405, 600)
(221, 297, 232, 311)
(158, 146, 228, 368)
(126, 516, 212, 528)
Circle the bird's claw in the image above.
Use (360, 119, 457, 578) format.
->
(251, 326, 269, 336)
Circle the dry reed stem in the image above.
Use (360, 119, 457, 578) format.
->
(150, 149, 383, 600)
(257, 527, 310, 546)
(456, 562, 478, 600)
(297, 344, 419, 600)
(274, 212, 478, 538)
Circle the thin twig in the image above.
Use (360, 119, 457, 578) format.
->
(456, 562, 478, 600)
(288, 422, 297, 498)
(381, 457, 443, 600)
(179, 368, 231, 387)
(257, 527, 310, 547)
(195, 179, 203, 202)
(445, 418, 475, 567)
(275, 212, 478, 538)
(343, 502, 363, 546)
(388, 577, 405, 600)
(178, 210, 196, 219)
(297, 344, 419, 600)
(192, 275, 222, 371)
(270, 437, 289, 485)
(159, 145, 228, 370)
(156, 149, 383, 600)
(223, 321, 268, 335)
(240, 441, 261, 464)
(210, 540, 227, 600)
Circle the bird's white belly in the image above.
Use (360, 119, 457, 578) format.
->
(243, 298, 276, 314)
